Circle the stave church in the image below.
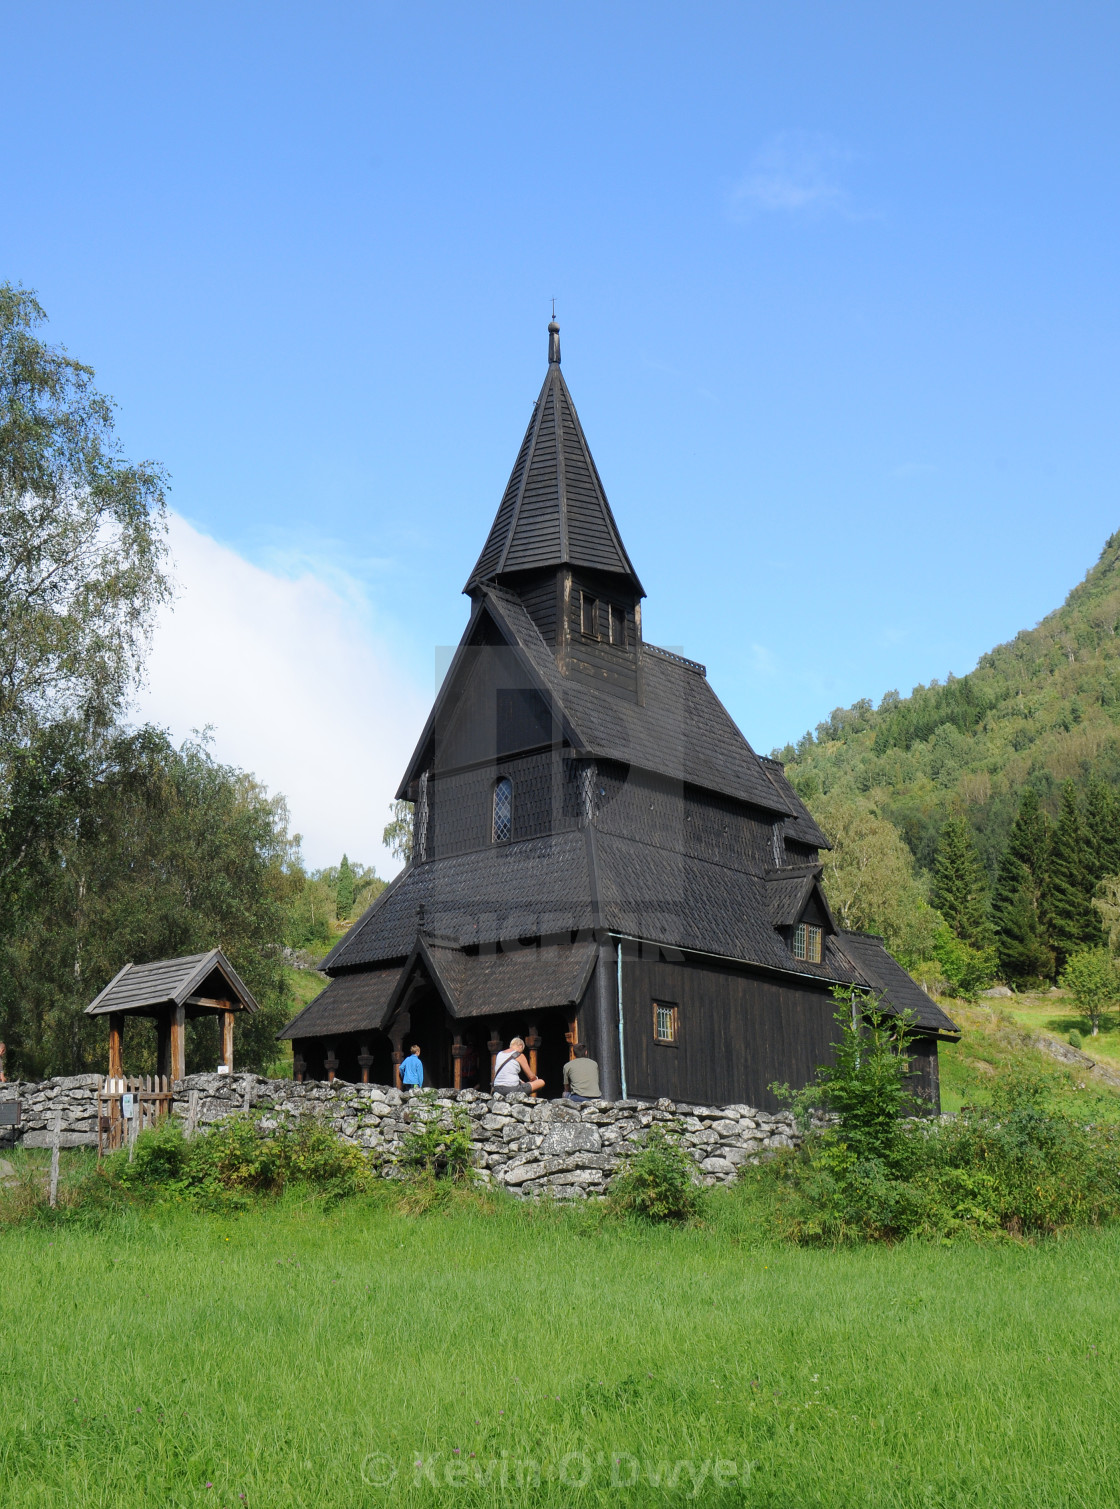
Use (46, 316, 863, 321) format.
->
(278, 322, 958, 1109)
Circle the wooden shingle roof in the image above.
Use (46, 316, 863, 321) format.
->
(85, 950, 259, 1017)
(464, 323, 643, 594)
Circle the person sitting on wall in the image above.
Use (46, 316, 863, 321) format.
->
(400, 1044, 425, 1091)
(492, 1036, 545, 1096)
(562, 1044, 600, 1103)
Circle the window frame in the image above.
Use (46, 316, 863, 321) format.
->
(580, 591, 600, 640)
(652, 1000, 679, 1046)
(792, 921, 823, 964)
(492, 775, 513, 845)
(607, 601, 627, 648)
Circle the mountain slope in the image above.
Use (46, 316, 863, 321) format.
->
(778, 531, 1120, 879)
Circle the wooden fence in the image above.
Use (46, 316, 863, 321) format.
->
(97, 1075, 174, 1157)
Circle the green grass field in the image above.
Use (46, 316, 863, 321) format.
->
(2, 1176, 1119, 1508)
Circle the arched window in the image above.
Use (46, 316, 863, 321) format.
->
(492, 776, 513, 844)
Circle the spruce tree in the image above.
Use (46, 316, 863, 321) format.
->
(1083, 777, 1120, 887)
(931, 816, 992, 948)
(1048, 782, 1101, 969)
(336, 853, 355, 921)
(992, 788, 1053, 983)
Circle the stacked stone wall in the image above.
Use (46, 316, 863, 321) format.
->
(0, 1074, 808, 1195)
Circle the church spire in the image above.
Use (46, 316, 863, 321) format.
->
(464, 321, 644, 595)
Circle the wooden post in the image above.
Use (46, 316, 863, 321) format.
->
(169, 1004, 186, 1083)
(324, 1047, 338, 1083)
(388, 1020, 408, 1090)
(186, 1089, 199, 1140)
(452, 1033, 464, 1091)
(566, 1016, 579, 1061)
(293, 1052, 306, 1084)
(525, 1021, 541, 1095)
(49, 1110, 61, 1207)
(487, 1029, 502, 1091)
(0, 1040, 6, 1082)
(357, 1044, 373, 1085)
(221, 1009, 235, 1075)
(108, 1013, 124, 1080)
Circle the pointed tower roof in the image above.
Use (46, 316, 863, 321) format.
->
(464, 321, 644, 595)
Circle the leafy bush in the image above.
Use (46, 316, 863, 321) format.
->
(764, 1064, 1120, 1244)
(396, 1092, 475, 1182)
(607, 1123, 702, 1223)
(775, 989, 919, 1166)
(110, 1111, 373, 1208)
(932, 925, 996, 1000)
(1061, 947, 1120, 1036)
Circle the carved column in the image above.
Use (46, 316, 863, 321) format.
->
(324, 1046, 339, 1083)
(487, 1029, 502, 1090)
(452, 1033, 465, 1091)
(524, 1021, 541, 1091)
(293, 1052, 306, 1084)
(357, 1043, 373, 1085)
(566, 1015, 579, 1061)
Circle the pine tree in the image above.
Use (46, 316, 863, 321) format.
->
(1083, 777, 1120, 887)
(336, 853, 355, 921)
(931, 816, 992, 949)
(992, 788, 1053, 983)
(1048, 782, 1101, 969)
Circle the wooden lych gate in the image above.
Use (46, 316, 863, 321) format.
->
(97, 1075, 174, 1157)
(86, 950, 259, 1083)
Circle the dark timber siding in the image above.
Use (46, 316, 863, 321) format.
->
(618, 945, 840, 1109)
(512, 572, 560, 646)
(428, 750, 580, 857)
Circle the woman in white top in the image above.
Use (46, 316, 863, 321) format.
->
(492, 1036, 545, 1095)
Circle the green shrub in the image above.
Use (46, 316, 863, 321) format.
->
(396, 1092, 475, 1182)
(607, 1123, 702, 1224)
(774, 988, 919, 1167)
(764, 1063, 1120, 1244)
(1069, 1029, 1084, 1050)
(110, 1112, 373, 1208)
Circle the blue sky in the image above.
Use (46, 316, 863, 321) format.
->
(3, 2, 1119, 866)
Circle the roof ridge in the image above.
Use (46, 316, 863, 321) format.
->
(643, 643, 707, 676)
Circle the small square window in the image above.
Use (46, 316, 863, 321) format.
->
(653, 1001, 679, 1044)
(580, 592, 600, 638)
(608, 602, 627, 647)
(792, 922, 823, 964)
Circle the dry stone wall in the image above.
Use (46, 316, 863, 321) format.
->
(0, 1074, 806, 1195)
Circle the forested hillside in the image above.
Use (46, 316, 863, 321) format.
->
(777, 533, 1120, 988)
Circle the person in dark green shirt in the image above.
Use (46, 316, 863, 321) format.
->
(562, 1044, 600, 1102)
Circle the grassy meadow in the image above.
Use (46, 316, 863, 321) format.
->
(2, 1169, 1120, 1509)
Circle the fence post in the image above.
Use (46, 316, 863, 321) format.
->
(49, 1109, 61, 1208)
(186, 1089, 198, 1141)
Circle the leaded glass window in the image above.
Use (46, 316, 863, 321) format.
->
(492, 776, 513, 844)
(792, 922, 822, 964)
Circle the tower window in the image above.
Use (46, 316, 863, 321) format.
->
(792, 922, 822, 963)
(608, 602, 627, 647)
(492, 777, 513, 844)
(653, 1001, 679, 1044)
(580, 592, 600, 638)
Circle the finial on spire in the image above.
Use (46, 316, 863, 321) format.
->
(548, 313, 560, 365)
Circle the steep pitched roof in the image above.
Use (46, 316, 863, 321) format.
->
(464, 323, 643, 593)
(85, 950, 259, 1017)
(837, 932, 961, 1038)
(276, 965, 404, 1039)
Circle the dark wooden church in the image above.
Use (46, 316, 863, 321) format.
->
(280, 322, 959, 1109)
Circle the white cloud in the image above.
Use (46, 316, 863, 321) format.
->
(728, 132, 854, 220)
(133, 513, 428, 874)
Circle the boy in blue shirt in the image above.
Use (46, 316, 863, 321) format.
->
(400, 1045, 424, 1090)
